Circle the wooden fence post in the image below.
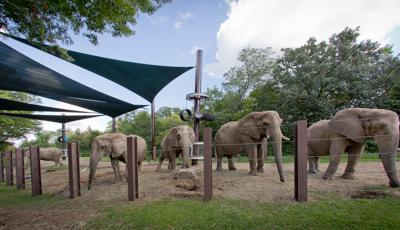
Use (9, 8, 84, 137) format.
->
(30, 146, 42, 196)
(5, 151, 13, 186)
(203, 127, 213, 201)
(127, 136, 138, 201)
(294, 120, 308, 202)
(68, 143, 81, 198)
(0, 152, 4, 183)
(16, 148, 25, 190)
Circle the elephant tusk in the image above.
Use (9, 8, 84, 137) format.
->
(81, 167, 89, 173)
(282, 135, 290, 141)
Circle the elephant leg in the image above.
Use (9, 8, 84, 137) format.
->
(216, 152, 223, 171)
(228, 155, 236, 171)
(156, 153, 165, 172)
(342, 144, 363, 179)
(323, 141, 346, 180)
(110, 158, 122, 182)
(246, 145, 258, 176)
(308, 156, 318, 173)
(138, 161, 142, 172)
(169, 151, 177, 170)
(315, 157, 320, 172)
(257, 145, 264, 172)
(54, 159, 60, 167)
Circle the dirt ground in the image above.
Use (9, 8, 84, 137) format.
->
(1, 158, 400, 229)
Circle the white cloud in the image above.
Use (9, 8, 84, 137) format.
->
(147, 15, 168, 25)
(206, 0, 400, 77)
(174, 12, 194, 29)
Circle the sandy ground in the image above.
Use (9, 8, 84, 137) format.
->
(1, 158, 400, 229)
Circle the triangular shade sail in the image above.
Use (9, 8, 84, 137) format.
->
(0, 112, 102, 123)
(0, 41, 146, 117)
(0, 97, 89, 113)
(2, 33, 193, 102)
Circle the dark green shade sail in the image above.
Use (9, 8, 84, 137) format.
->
(0, 97, 89, 113)
(0, 112, 102, 123)
(1, 33, 194, 102)
(0, 41, 146, 117)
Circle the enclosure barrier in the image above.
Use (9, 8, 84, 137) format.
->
(0, 152, 4, 182)
(127, 136, 139, 201)
(68, 143, 81, 199)
(5, 151, 13, 186)
(30, 146, 42, 196)
(294, 120, 308, 202)
(15, 148, 25, 190)
(203, 127, 213, 201)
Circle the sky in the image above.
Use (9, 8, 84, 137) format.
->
(1, 0, 400, 135)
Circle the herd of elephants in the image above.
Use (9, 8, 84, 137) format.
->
(27, 107, 400, 189)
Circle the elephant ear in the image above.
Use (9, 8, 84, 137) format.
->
(168, 128, 180, 147)
(237, 112, 262, 139)
(329, 108, 366, 143)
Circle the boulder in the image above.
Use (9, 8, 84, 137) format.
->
(174, 169, 200, 190)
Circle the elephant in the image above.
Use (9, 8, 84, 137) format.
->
(24, 147, 64, 168)
(156, 125, 195, 171)
(88, 133, 147, 190)
(307, 108, 399, 187)
(215, 111, 289, 181)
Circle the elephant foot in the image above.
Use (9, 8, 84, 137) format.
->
(248, 170, 258, 176)
(341, 173, 355, 180)
(308, 169, 318, 174)
(155, 168, 161, 172)
(216, 167, 223, 171)
(229, 167, 237, 171)
(322, 173, 333, 180)
(257, 168, 264, 172)
(389, 181, 400, 188)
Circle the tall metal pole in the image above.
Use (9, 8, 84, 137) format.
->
(112, 118, 117, 133)
(193, 50, 203, 165)
(61, 122, 66, 149)
(151, 100, 156, 160)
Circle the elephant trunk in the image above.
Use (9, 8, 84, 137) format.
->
(375, 136, 399, 188)
(88, 149, 102, 190)
(271, 128, 285, 182)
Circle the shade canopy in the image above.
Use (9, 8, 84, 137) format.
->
(0, 41, 146, 117)
(2, 33, 193, 102)
(0, 112, 102, 123)
(0, 97, 90, 113)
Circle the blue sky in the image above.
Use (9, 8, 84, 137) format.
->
(1, 0, 400, 132)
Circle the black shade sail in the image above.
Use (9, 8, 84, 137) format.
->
(0, 41, 146, 117)
(0, 97, 90, 113)
(0, 112, 102, 123)
(1, 33, 193, 102)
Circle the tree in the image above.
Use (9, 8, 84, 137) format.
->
(0, 90, 41, 151)
(0, 0, 171, 51)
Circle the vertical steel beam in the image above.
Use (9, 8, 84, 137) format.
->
(203, 127, 213, 201)
(294, 120, 308, 202)
(127, 136, 138, 201)
(68, 143, 80, 198)
(30, 146, 42, 196)
(151, 100, 157, 160)
(5, 151, 13, 186)
(193, 50, 203, 165)
(0, 152, 4, 183)
(16, 148, 25, 190)
(112, 118, 117, 133)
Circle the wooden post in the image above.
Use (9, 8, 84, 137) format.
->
(203, 127, 213, 201)
(30, 146, 42, 196)
(5, 151, 13, 186)
(294, 120, 308, 202)
(16, 148, 25, 190)
(68, 143, 81, 198)
(127, 136, 138, 201)
(0, 152, 4, 183)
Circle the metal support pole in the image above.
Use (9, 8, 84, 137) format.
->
(294, 120, 308, 202)
(30, 146, 42, 196)
(62, 122, 66, 149)
(112, 118, 117, 133)
(68, 143, 81, 198)
(127, 136, 138, 201)
(203, 127, 213, 201)
(0, 152, 4, 183)
(5, 151, 13, 186)
(151, 100, 157, 160)
(16, 148, 25, 190)
(192, 50, 203, 165)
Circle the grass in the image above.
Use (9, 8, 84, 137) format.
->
(0, 183, 58, 206)
(86, 196, 400, 230)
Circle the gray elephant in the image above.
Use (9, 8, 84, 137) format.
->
(88, 133, 147, 190)
(156, 125, 195, 171)
(215, 111, 289, 181)
(24, 147, 64, 168)
(308, 108, 399, 187)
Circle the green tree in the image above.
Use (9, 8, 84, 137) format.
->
(1, 0, 171, 45)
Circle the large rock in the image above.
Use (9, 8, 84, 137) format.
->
(174, 169, 200, 190)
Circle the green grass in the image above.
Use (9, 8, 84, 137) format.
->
(0, 183, 58, 206)
(86, 196, 400, 230)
